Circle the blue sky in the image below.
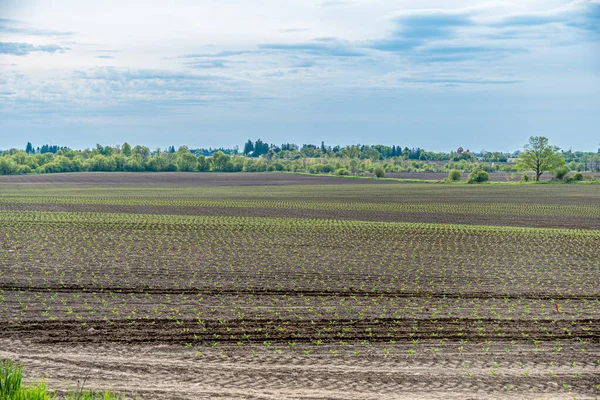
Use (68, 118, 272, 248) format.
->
(1, 0, 599, 152)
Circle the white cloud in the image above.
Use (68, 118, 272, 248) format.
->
(0, 0, 598, 150)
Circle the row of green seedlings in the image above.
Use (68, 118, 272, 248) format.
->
(2, 216, 598, 300)
(3, 290, 597, 340)
(2, 196, 599, 218)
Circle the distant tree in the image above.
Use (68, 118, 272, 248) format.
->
(402, 147, 411, 159)
(253, 139, 269, 157)
(243, 140, 254, 156)
(197, 155, 210, 171)
(123, 157, 144, 172)
(25, 142, 34, 154)
(95, 143, 114, 156)
(121, 142, 132, 156)
(321, 141, 326, 154)
(0, 158, 18, 175)
(210, 150, 231, 172)
(176, 153, 198, 172)
(86, 155, 117, 172)
(175, 146, 198, 172)
(342, 145, 360, 159)
(517, 136, 565, 181)
(132, 145, 151, 160)
(369, 148, 381, 161)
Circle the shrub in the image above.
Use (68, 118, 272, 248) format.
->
(554, 166, 569, 181)
(322, 164, 335, 173)
(521, 174, 529, 182)
(373, 166, 385, 178)
(564, 172, 584, 183)
(335, 168, 350, 176)
(467, 169, 489, 184)
(448, 170, 461, 182)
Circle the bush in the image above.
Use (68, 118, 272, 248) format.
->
(335, 168, 350, 176)
(554, 166, 569, 181)
(564, 172, 585, 183)
(448, 170, 461, 182)
(467, 169, 489, 184)
(373, 166, 385, 178)
(521, 174, 529, 182)
(0, 158, 19, 175)
(322, 164, 335, 173)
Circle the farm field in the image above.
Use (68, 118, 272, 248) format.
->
(0, 173, 599, 399)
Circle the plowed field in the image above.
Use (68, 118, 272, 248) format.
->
(1, 173, 598, 399)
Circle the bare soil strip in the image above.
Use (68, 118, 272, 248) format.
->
(0, 172, 400, 186)
(1, 340, 598, 400)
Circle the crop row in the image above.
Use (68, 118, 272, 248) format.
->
(2, 211, 598, 300)
(1, 196, 599, 218)
(2, 210, 600, 236)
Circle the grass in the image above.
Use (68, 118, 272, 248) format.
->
(0, 360, 131, 400)
(286, 171, 600, 184)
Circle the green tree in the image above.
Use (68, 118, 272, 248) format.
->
(121, 142, 132, 156)
(243, 140, 254, 156)
(197, 155, 210, 171)
(132, 145, 151, 160)
(210, 151, 231, 172)
(176, 148, 198, 172)
(517, 136, 565, 181)
(0, 158, 18, 175)
(25, 142, 34, 154)
(124, 157, 144, 172)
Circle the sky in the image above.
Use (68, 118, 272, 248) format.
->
(1, 0, 599, 152)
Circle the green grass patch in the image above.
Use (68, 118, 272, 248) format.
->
(0, 360, 132, 400)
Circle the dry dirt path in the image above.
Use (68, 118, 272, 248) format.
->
(2, 340, 598, 400)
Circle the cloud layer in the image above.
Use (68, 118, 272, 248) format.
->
(0, 0, 599, 150)
(0, 42, 65, 55)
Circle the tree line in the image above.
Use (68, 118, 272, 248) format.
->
(0, 138, 598, 178)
